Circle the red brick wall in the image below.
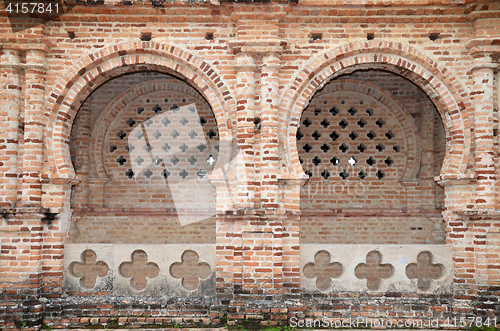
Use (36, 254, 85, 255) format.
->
(300, 214, 445, 245)
(70, 212, 215, 244)
(1, 0, 500, 329)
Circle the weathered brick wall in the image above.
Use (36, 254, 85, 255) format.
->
(300, 214, 444, 244)
(1, 0, 500, 329)
(0, 215, 44, 327)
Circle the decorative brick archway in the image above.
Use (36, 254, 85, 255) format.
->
(44, 41, 235, 180)
(281, 41, 471, 181)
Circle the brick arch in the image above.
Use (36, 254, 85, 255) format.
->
(281, 41, 471, 180)
(314, 78, 422, 181)
(44, 41, 235, 179)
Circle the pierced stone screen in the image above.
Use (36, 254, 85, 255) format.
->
(299, 79, 408, 209)
(102, 80, 219, 209)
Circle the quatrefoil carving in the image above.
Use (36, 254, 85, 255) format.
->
(170, 250, 211, 291)
(355, 250, 394, 291)
(69, 249, 109, 289)
(303, 250, 343, 292)
(406, 251, 444, 291)
(119, 250, 160, 291)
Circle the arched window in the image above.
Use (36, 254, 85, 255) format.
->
(69, 73, 218, 244)
(299, 72, 445, 245)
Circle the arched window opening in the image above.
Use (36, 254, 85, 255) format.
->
(299, 70, 446, 245)
(69, 72, 218, 244)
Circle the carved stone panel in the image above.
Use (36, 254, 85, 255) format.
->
(303, 250, 343, 292)
(69, 249, 109, 289)
(300, 244, 452, 293)
(355, 250, 394, 291)
(119, 250, 160, 291)
(170, 250, 211, 291)
(405, 251, 444, 290)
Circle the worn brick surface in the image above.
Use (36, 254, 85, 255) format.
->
(1, 0, 500, 328)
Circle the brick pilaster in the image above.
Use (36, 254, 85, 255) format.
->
(0, 49, 22, 208)
(442, 210, 476, 316)
(234, 53, 257, 209)
(216, 213, 289, 326)
(260, 53, 281, 209)
(0, 211, 45, 328)
(215, 214, 238, 303)
(20, 50, 47, 207)
(40, 179, 75, 304)
(471, 54, 497, 210)
(281, 213, 300, 300)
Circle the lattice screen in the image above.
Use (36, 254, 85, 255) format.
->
(103, 81, 219, 207)
(298, 83, 408, 208)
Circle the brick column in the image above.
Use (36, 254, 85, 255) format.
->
(471, 54, 497, 209)
(216, 213, 288, 326)
(0, 49, 22, 208)
(72, 98, 92, 209)
(442, 209, 476, 316)
(20, 49, 47, 206)
(8, 50, 49, 329)
(260, 53, 280, 209)
(419, 98, 436, 209)
(234, 53, 257, 209)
